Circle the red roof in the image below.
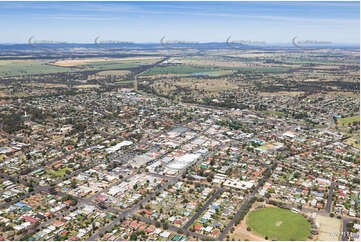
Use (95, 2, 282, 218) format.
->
(174, 220, 182, 225)
(145, 210, 152, 215)
(55, 221, 64, 227)
(130, 221, 139, 229)
(23, 216, 38, 223)
(145, 226, 154, 233)
(64, 200, 73, 204)
(97, 196, 106, 203)
(194, 225, 202, 230)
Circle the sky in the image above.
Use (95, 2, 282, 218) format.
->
(0, 1, 359, 44)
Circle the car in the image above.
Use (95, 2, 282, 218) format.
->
(292, 208, 300, 213)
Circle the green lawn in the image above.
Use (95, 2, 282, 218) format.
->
(247, 207, 311, 241)
(47, 168, 72, 178)
(338, 115, 360, 126)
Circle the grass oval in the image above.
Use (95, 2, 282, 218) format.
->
(246, 207, 311, 241)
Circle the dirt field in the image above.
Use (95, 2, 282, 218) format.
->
(327, 92, 360, 98)
(52, 56, 161, 67)
(74, 84, 100, 89)
(95, 70, 131, 76)
(259, 91, 304, 96)
(173, 57, 268, 68)
(24, 83, 67, 88)
(315, 214, 342, 241)
(175, 78, 238, 92)
(229, 203, 265, 241)
(0, 59, 39, 65)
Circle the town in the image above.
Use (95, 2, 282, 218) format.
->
(0, 83, 359, 240)
(0, 1, 360, 241)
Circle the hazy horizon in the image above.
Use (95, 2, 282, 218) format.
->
(0, 1, 359, 44)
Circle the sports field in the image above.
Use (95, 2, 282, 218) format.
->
(247, 207, 311, 241)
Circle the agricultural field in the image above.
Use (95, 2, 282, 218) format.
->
(141, 64, 235, 76)
(171, 56, 291, 73)
(74, 84, 101, 89)
(0, 57, 161, 77)
(246, 207, 311, 241)
(52, 57, 161, 67)
(0, 60, 73, 77)
(94, 70, 131, 76)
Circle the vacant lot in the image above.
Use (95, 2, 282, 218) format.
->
(247, 207, 311, 241)
(315, 214, 342, 241)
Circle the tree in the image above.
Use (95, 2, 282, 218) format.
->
(70, 179, 77, 189)
(163, 222, 168, 230)
(130, 233, 137, 241)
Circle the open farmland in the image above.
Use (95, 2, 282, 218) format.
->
(141, 64, 236, 76)
(0, 61, 74, 77)
(52, 57, 162, 67)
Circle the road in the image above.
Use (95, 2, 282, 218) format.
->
(1, 95, 358, 241)
(87, 175, 179, 240)
(326, 182, 336, 213)
(134, 214, 214, 241)
(217, 162, 277, 241)
(182, 188, 223, 231)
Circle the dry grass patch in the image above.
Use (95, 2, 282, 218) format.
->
(260, 91, 304, 96)
(52, 56, 161, 67)
(74, 84, 100, 89)
(315, 214, 342, 241)
(95, 70, 131, 76)
(176, 78, 238, 92)
(23, 83, 67, 88)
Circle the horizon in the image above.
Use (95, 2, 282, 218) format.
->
(0, 1, 359, 44)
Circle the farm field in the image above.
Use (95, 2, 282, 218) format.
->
(95, 70, 131, 76)
(0, 61, 73, 76)
(77, 61, 144, 70)
(0, 57, 161, 77)
(142, 65, 224, 76)
(246, 207, 311, 241)
(52, 57, 161, 67)
(172, 56, 292, 72)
